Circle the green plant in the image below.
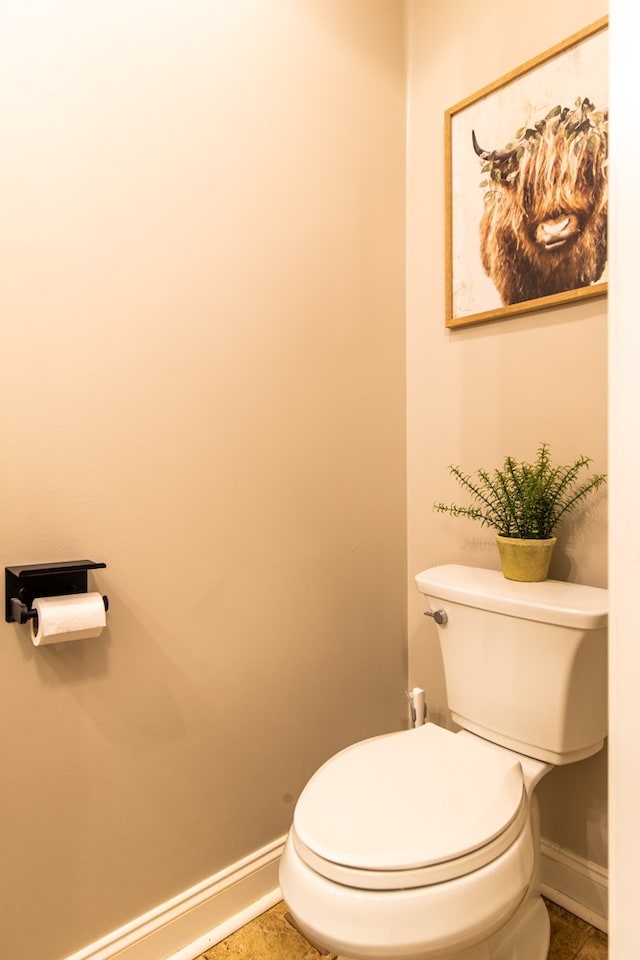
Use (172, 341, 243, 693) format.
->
(433, 443, 606, 539)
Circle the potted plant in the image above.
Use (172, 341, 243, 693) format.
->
(433, 443, 606, 582)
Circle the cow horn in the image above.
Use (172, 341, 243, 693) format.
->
(472, 130, 490, 159)
(472, 130, 518, 163)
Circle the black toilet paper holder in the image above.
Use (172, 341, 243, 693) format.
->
(5, 560, 109, 625)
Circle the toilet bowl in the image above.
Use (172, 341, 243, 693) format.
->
(279, 565, 608, 960)
(280, 723, 550, 960)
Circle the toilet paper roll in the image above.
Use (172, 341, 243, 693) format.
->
(30, 593, 107, 647)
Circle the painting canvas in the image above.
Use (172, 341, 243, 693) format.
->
(446, 18, 608, 328)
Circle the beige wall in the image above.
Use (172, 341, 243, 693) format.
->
(406, 0, 608, 867)
(0, 3, 406, 958)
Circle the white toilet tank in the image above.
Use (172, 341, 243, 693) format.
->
(415, 564, 608, 765)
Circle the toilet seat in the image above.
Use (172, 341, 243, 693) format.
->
(293, 722, 527, 890)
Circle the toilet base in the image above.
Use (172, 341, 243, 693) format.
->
(331, 894, 549, 960)
(485, 893, 550, 960)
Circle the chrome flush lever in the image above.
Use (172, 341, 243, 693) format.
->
(424, 608, 448, 625)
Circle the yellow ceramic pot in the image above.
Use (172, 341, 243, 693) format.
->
(495, 535, 557, 582)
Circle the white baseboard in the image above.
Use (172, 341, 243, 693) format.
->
(65, 836, 286, 960)
(540, 838, 608, 933)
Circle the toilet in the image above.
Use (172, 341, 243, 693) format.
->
(279, 564, 608, 960)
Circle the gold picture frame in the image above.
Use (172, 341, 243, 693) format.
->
(445, 17, 608, 329)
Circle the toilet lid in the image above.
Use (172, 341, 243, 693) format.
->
(293, 723, 527, 889)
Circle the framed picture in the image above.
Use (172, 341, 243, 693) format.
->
(445, 17, 608, 329)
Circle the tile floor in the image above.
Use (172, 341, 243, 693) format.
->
(196, 897, 607, 960)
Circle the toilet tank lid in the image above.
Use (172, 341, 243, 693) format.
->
(415, 564, 608, 629)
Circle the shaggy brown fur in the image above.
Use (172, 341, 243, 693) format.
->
(474, 100, 608, 305)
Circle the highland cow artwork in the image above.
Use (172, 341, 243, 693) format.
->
(445, 18, 608, 328)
